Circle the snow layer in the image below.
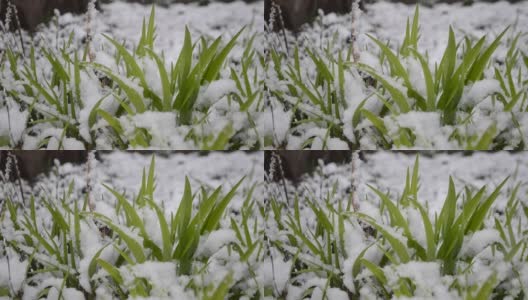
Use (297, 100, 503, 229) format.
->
(0, 1, 265, 150)
(0, 151, 264, 299)
(267, 151, 528, 299)
(266, 1, 528, 149)
(2, 151, 528, 298)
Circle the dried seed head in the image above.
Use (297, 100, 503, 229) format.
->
(350, 0, 361, 63)
(4, 2, 13, 32)
(267, 152, 278, 182)
(86, 151, 96, 211)
(267, 1, 278, 33)
(351, 151, 360, 211)
(4, 154, 13, 182)
(85, 0, 97, 61)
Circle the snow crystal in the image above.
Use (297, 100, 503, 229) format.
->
(461, 79, 501, 109)
(120, 111, 178, 148)
(326, 138, 350, 150)
(405, 207, 427, 249)
(326, 288, 349, 300)
(0, 101, 29, 146)
(286, 285, 305, 300)
(342, 222, 368, 294)
(93, 52, 119, 72)
(120, 261, 193, 298)
(255, 248, 292, 296)
(78, 70, 106, 143)
(78, 220, 106, 293)
(460, 228, 501, 258)
(384, 261, 455, 298)
(61, 137, 86, 150)
(142, 57, 164, 100)
(59, 288, 85, 300)
(358, 51, 382, 73)
(258, 103, 292, 145)
(385, 111, 452, 149)
(196, 79, 238, 109)
(196, 229, 237, 258)
(405, 57, 427, 99)
(310, 287, 324, 300)
(0, 247, 29, 294)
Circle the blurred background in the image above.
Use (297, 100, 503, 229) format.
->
(2, 0, 524, 32)
(264, 0, 524, 31)
(0, 0, 259, 31)
(0, 151, 214, 181)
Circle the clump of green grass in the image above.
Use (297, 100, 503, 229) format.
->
(0, 6, 264, 150)
(266, 5, 528, 149)
(265, 155, 527, 298)
(0, 155, 253, 298)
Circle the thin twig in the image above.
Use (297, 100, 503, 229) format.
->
(10, 3, 25, 56)
(351, 151, 360, 211)
(263, 152, 281, 296)
(351, 0, 361, 62)
(270, 1, 289, 56)
(273, 151, 290, 205)
(86, 151, 96, 211)
(8, 152, 25, 205)
(4, 239, 15, 296)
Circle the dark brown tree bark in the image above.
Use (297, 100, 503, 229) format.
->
(0, 0, 96, 31)
(264, 151, 352, 182)
(264, 0, 358, 32)
(0, 151, 87, 181)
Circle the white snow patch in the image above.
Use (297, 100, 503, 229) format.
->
(196, 229, 237, 258)
(196, 79, 238, 109)
(460, 228, 501, 258)
(0, 247, 29, 293)
(256, 248, 292, 296)
(0, 101, 29, 145)
(258, 103, 292, 145)
(120, 261, 193, 298)
(461, 79, 501, 109)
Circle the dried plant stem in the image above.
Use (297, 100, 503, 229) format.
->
(11, 3, 25, 56)
(351, 151, 360, 211)
(263, 152, 281, 296)
(271, 151, 290, 205)
(85, 0, 97, 61)
(1, 1, 25, 56)
(86, 151, 96, 211)
(271, 1, 289, 56)
(8, 152, 25, 205)
(351, 0, 361, 62)
(3, 238, 15, 296)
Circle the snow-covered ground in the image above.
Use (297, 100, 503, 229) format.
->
(0, 1, 266, 150)
(0, 151, 266, 299)
(273, 1, 528, 73)
(361, 151, 528, 212)
(50, 1, 264, 62)
(0, 151, 264, 210)
(2, 1, 527, 149)
(267, 151, 528, 299)
(266, 1, 528, 149)
(1, 150, 527, 298)
(0, 1, 264, 61)
(360, 1, 526, 63)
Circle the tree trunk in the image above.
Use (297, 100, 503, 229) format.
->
(1, 0, 94, 31)
(265, 0, 359, 32)
(0, 151, 87, 181)
(265, 150, 352, 182)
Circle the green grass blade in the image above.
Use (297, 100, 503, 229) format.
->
(467, 27, 509, 83)
(97, 258, 123, 285)
(202, 177, 245, 233)
(466, 177, 508, 233)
